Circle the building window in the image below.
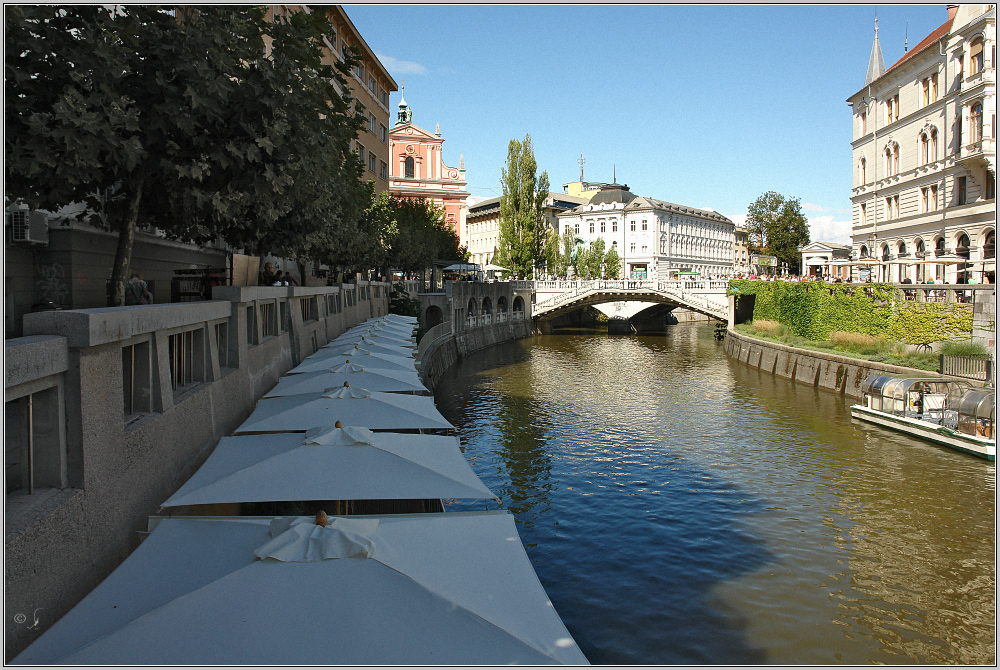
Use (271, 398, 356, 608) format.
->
(957, 175, 967, 205)
(327, 27, 337, 50)
(260, 302, 278, 338)
(630, 221, 636, 232)
(589, 220, 594, 234)
(404, 156, 414, 178)
(574, 223, 580, 235)
(641, 245, 647, 253)
(860, 110, 867, 135)
(970, 102, 983, 143)
(600, 220, 605, 233)
(379, 160, 388, 180)
(921, 74, 939, 106)
(214, 322, 230, 370)
(986, 173, 996, 200)
(122, 340, 152, 418)
(354, 61, 364, 80)
(368, 153, 377, 173)
(970, 38, 984, 76)
(921, 185, 938, 213)
(888, 93, 899, 123)
(368, 113, 376, 134)
(859, 202, 867, 227)
(860, 157, 866, 184)
(379, 87, 388, 107)
(6, 386, 65, 494)
(920, 129, 937, 165)
(630, 243, 636, 253)
(168, 328, 206, 395)
(368, 74, 376, 93)
(641, 220, 647, 231)
(884, 143, 899, 176)
(379, 123, 387, 144)
(356, 143, 365, 165)
(612, 221, 617, 232)
(885, 194, 899, 219)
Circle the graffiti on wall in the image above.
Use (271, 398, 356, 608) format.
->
(35, 261, 69, 305)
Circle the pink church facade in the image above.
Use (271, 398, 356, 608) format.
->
(388, 94, 469, 238)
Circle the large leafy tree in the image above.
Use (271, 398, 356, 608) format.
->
(587, 237, 606, 278)
(745, 191, 811, 273)
(6, 6, 365, 304)
(387, 195, 462, 272)
(494, 134, 549, 279)
(604, 245, 621, 279)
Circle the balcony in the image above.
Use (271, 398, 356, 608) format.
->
(958, 136, 996, 172)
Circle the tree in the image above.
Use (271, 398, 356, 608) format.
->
(745, 191, 811, 274)
(386, 196, 462, 272)
(588, 238, 606, 278)
(559, 228, 576, 277)
(6, 6, 365, 304)
(604, 245, 621, 279)
(494, 134, 549, 278)
(542, 227, 561, 278)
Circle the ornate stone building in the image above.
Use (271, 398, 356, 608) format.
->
(848, 4, 995, 283)
(388, 93, 469, 235)
(556, 183, 735, 279)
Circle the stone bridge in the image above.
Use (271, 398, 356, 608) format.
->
(511, 279, 730, 322)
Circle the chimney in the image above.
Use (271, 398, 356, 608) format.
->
(947, 5, 959, 21)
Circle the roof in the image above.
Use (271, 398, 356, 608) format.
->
(881, 18, 953, 80)
(588, 186, 636, 205)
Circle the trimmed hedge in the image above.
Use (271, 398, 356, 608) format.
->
(729, 280, 972, 345)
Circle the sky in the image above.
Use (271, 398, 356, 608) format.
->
(344, 3, 947, 244)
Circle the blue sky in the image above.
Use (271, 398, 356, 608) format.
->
(344, 3, 947, 243)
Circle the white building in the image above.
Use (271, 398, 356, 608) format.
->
(556, 183, 735, 279)
(847, 4, 995, 284)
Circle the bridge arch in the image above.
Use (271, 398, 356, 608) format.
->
(528, 279, 728, 323)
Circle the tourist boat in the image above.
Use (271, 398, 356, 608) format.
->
(851, 375, 996, 460)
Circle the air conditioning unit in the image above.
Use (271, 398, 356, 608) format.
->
(8, 209, 49, 244)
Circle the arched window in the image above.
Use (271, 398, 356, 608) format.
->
(860, 157, 867, 183)
(860, 244, 869, 259)
(404, 156, 414, 178)
(983, 231, 996, 259)
(884, 143, 899, 176)
(970, 37, 984, 75)
(920, 129, 937, 165)
(898, 241, 907, 256)
(970, 103, 983, 143)
(915, 239, 926, 281)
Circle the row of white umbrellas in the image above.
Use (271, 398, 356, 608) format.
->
(14, 313, 588, 665)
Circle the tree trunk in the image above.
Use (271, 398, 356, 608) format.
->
(109, 175, 145, 306)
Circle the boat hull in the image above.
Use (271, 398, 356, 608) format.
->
(850, 405, 996, 461)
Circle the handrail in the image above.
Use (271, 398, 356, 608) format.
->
(415, 320, 453, 360)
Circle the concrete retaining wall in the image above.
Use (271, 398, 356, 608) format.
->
(4, 283, 389, 659)
(419, 320, 534, 393)
(724, 329, 957, 398)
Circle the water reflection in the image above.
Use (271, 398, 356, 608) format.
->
(434, 324, 995, 664)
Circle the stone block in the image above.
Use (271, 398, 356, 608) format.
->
(794, 356, 821, 386)
(5, 336, 69, 389)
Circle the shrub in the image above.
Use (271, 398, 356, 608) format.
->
(751, 319, 784, 336)
(389, 282, 421, 317)
(828, 330, 878, 351)
(940, 340, 990, 356)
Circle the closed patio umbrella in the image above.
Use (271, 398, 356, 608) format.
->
(265, 363, 426, 396)
(11, 512, 588, 665)
(234, 385, 453, 434)
(160, 426, 496, 508)
(288, 350, 417, 375)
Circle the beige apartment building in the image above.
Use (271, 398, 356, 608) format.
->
(465, 192, 589, 271)
(848, 4, 995, 283)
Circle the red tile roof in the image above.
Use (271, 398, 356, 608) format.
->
(881, 18, 953, 79)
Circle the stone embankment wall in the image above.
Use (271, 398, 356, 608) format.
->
(419, 320, 534, 392)
(724, 329, 960, 399)
(4, 282, 389, 660)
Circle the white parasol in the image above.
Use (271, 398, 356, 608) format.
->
(11, 513, 588, 665)
(234, 386, 454, 434)
(160, 427, 496, 507)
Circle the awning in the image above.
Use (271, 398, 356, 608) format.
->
(265, 364, 425, 396)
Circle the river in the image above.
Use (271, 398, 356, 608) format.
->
(433, 323, 996, 665)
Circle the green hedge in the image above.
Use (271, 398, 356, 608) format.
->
(728, 280, 972, 345)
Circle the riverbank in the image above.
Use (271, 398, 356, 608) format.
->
(723, 328, 964, 399)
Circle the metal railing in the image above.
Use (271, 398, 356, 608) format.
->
(940, 354, 995, 385)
